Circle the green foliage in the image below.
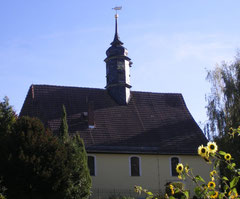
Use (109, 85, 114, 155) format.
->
(0, 98, 91, 199)
(64, 134, 92, 199)
(205, 52, 240, 192)
(1, 116, 69, 198)
(0, 177, 6, 199)
(205, 52, 240, 136)
(165, 182, 184, 199)
(0, 96, 16, 135)
(136, 139, 240, 199)
(59, 105, 69, 142)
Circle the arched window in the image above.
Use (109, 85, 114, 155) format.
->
(171, 157, 179, 176)
(130, 156, 141, 176)
(88, 155, 96, 176)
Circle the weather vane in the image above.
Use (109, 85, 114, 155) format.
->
(112, 6, 122, 18)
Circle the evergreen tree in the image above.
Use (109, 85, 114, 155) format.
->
(0, 96, 16, 135)
(2, 116, 69, 199)
(0, 99, 91, 199)
(59, 105, 69, 142)
(65, 134, 92, 199)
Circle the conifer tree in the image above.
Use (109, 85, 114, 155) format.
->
(59, 105, 69, 142)
(0, 96, 16, 135)
(65, 134, 92, 199)
(0, 99, 92, 199)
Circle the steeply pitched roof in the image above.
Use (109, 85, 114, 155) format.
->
(20, 84, 207, 155)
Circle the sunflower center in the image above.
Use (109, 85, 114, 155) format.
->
(179, 167, 182, 170)
(210, 145, 215, 150)
(201, 148, 206, 153)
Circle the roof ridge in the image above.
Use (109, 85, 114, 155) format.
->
(31, 84, 105, 91)
(31, 84, 182, 95)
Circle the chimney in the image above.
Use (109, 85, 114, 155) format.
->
(88, 101, 95, 128)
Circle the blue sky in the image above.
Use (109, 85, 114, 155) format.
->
(1, 0, 240, 129)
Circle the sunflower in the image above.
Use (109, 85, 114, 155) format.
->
(207, 181, 216, 189)
(224, 153, 232, 161)
(198, 145, 208, 157)
(229, 190, 238, 199)
(207, 142, 218, 154)
(178, 175, 182, 180)
(210, 170, 217, 177)
(210, 191, 218, 199)
(176, 163, 184, 174)
(169, 184, 174, 195)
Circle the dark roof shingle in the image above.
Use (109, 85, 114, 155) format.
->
(20, 84, 207, 155)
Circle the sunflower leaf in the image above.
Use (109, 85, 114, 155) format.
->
(194, 187, 202, 197)
(219, 193, 225, 199)
(219, 151, 226, 156)
(222, 176, 229, 181)
(230, 176, 239, 189)
(195, 175, 205, 183)
(183, 191, 189, 199)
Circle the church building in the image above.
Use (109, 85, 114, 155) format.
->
(20, 12, 210, 199)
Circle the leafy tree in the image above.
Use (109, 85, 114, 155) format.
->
(2, 116, 69, 199)
(0, 97, 91, 199)
(205, 52, 240, 136)
(205, 51, 240, 191)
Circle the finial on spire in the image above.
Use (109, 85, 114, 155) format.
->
(113, 7, 121, 20)
(112, 6, 122, 14)
(111, 6, 123, 46)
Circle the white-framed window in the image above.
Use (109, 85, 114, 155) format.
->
(170, 156, 180, 177)
(87, 155, 96, 176)
(129, 156, 141, 176)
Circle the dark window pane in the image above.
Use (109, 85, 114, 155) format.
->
(88, 156, 95, 176)
(171, 157, 179, 176)
(131, 157, 140, 176)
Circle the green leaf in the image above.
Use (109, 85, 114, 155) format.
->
(146, 196, 153, 199)
(195, 175, 205, 183)
(183, 191, 189, 199)
(230, 176, 239, 188)
(231, 163, 236, 168)
(223, 185, 229, 191)
(222, 176, 229, 181)
(218, 193, 225, 199)
(213, 159, 220, 169)
(219, 151, 226, 156)
(169, 196, 175, 199)
(147, 191, 153, 196)
(194, 187, 202, 197)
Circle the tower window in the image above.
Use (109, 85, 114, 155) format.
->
(130, 156, 141, 176)
(171, 157, 179, 176)
(88, 155, 96, 176)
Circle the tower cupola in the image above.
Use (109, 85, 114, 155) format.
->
(104, 10, 132, 105)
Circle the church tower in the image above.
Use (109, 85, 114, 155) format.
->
(104, 11, 132, 105)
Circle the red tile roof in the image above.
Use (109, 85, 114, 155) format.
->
(20, 84, 207, 155)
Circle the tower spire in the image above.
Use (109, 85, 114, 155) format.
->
(104, 6, 133, 105)
(111, 7, 123, 46)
